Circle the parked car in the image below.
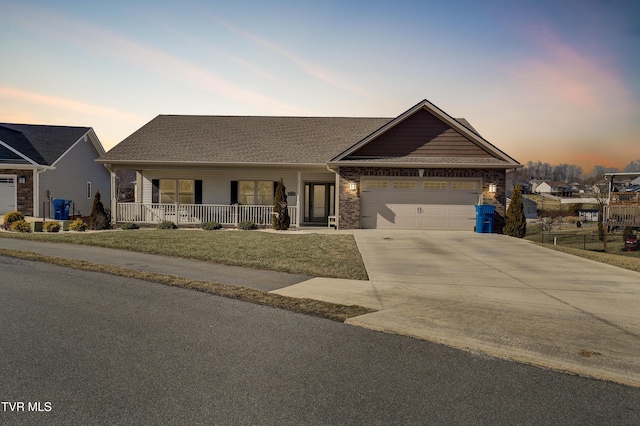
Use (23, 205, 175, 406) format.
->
(623, 235, 638, 251)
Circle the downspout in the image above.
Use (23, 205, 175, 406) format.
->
(326, 165, 340, 229)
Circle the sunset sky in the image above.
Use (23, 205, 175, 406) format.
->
(1, 0, 638, 173)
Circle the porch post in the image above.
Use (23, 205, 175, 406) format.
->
(108, 166, 117, 225)
(297, 171, 302, 228)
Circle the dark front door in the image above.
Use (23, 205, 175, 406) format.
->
(304, 183, 335, 223)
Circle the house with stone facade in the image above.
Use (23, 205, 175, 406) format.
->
(0, 123, 110, 218)
(97, 99, 521, 231)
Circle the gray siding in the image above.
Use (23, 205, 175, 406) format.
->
(39, 135, 110, 217)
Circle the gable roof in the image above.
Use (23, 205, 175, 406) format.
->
(99, 99, 520, 169)
(99, 115, 392, 165)
(330, 99, 520, 168)
(0, 123, 95, 166)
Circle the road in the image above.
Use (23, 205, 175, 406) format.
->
(1, 256, 639, 425)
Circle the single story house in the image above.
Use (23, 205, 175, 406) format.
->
(533, 180, 572, 197)
(97, 99, 521, 231)
(0, 123, 110, 217)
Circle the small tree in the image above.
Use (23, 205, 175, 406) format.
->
(90, 190, 110, 230)
(504, 183, 527, 238)
(272, 178, 290, 230)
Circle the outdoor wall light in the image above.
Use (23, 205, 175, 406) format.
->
(489, 183, 497, 193)
(18, 175, 26, 184)
(349, 181, 357, 191)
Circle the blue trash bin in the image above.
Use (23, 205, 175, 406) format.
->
(475, 205, 496, 233)
(53, 199, 72, 220)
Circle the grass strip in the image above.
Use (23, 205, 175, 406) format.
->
(532, 243, 640, 273)
(0, 248, 376, 322)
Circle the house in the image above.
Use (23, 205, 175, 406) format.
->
(0, 124, 110, 217)
(579, 209, 599, 222)
(97, 100, 521, 231)
(604, 172, 640, 229)
(533, 180, 571, 197)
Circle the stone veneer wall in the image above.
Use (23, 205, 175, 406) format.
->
(337, 166, 506, 231)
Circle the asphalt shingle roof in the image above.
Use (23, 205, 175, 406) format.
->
(0, 123, 91, 166)
(100, 115, 393, 164)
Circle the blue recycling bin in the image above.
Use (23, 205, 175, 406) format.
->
(475, 205, 496, 233)
(53, 199, 72, 220)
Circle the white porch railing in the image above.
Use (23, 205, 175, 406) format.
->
(116, 203, 298, 227)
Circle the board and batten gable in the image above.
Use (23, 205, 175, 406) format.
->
(347, 108, 494, 159)
(39, 132, 109, 216)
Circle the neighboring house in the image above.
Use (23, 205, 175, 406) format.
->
(534, 180, 571, 197)
(97, 99, 521, 231)
(579, 209, 599, 222)
(0, 123, 110, 217)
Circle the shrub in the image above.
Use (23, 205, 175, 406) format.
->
(9, 219, 31, 233)
(156, 221, 177, 229)
(69, 218, 88, 232)
(598, 221, 605, 241)
(43, 221, 61, 233)
(238, 220, 257, 230)
(121, 222, 140, 230)
(576, 220, 582, 228)
(90, 190, 110, 230)
(201, 221, 222, 231)
(503, 183, 526, 238)
(3, 211, 25, 229)
(272, 178, 290, 230)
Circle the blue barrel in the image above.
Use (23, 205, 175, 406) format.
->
(475, 205, 496, 233)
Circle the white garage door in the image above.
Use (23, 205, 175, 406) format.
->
(360, 178, 480, 230)
(0, 176, 17, 215)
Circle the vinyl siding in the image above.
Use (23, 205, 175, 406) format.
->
(38, 135, 110, 216)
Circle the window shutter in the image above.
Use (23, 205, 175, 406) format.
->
(230, 181, 238, 204)
(152, 179, 159, 204)
(195, 180, 202, 204)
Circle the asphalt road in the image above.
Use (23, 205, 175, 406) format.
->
(1, 256, 639, 425)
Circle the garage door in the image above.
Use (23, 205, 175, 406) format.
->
(360, 179, 480, 230)
(0, 176, 17, 215)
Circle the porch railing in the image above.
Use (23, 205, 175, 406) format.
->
(604, 204, 640, 228)
(116, 203, 298, 227)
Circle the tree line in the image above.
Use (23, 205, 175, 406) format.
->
(511, 159, 640, 182)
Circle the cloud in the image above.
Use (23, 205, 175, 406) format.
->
(3, 2, 310, 116)
(0, 86, 145, 123)
(213, 16, 385, 104)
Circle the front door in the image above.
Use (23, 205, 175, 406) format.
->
(304, 183, 335, 224)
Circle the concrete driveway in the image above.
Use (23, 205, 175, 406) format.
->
(273, 230, 640, 386)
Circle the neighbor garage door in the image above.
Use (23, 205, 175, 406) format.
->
(0, 176, 17, 215)
(360, 178, 480, 230)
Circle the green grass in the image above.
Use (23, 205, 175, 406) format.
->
(0, 230, 369, 280)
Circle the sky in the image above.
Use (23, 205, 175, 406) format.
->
(1, 0, 639, 174)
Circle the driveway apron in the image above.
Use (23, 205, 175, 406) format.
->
(275, 230, 640, 387)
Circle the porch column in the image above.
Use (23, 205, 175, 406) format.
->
(109, 166, 117, 225)
(296, 171, 302, 228)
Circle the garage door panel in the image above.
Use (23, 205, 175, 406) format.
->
(360, 179, 480, 230)
(0, 177, 16, 215)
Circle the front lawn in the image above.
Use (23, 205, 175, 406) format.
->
(0, 230, 368, 280)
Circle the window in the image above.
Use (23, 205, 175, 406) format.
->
(159, 179, 195, 204)
(239, 181, 272, 205)
(452, 181, 476, 190)
(87, 182, 92, 198)
(393, 181, 416, 189)
(424, 181, 447, 189)
(363, 180, 388, 189)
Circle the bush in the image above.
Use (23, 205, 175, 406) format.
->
(272, 178, 290, 230)
(43, 221, 61, 233)
(598, 221, 605, 241)
(69, 218, 88, 232)
(156, 221, 177, 229)
(90, 190, 110, 230)
(3, 211, 25, 230)
(201, 221, 222, 231)
(576, 220, 582, 228)
(9, 219, 31, 233)
(504, 183, 526, 238)
(237, 220, 257, 230)
(121, 222, 140, 230)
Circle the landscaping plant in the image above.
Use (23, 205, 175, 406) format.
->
(156, 221, 177, 229)
(238, 220, 257, 230)
(3, 211, 25, 230)
(201, 221, 222, 231)
(90, 190, 110, 230)
(69, 218, 87, 232)
(272, 178, 290, 230)
(121, 222, 140, 230)
(504, 183, 526, 238)
(43, 222, 61, 233)
(9, 219, 31, 233)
